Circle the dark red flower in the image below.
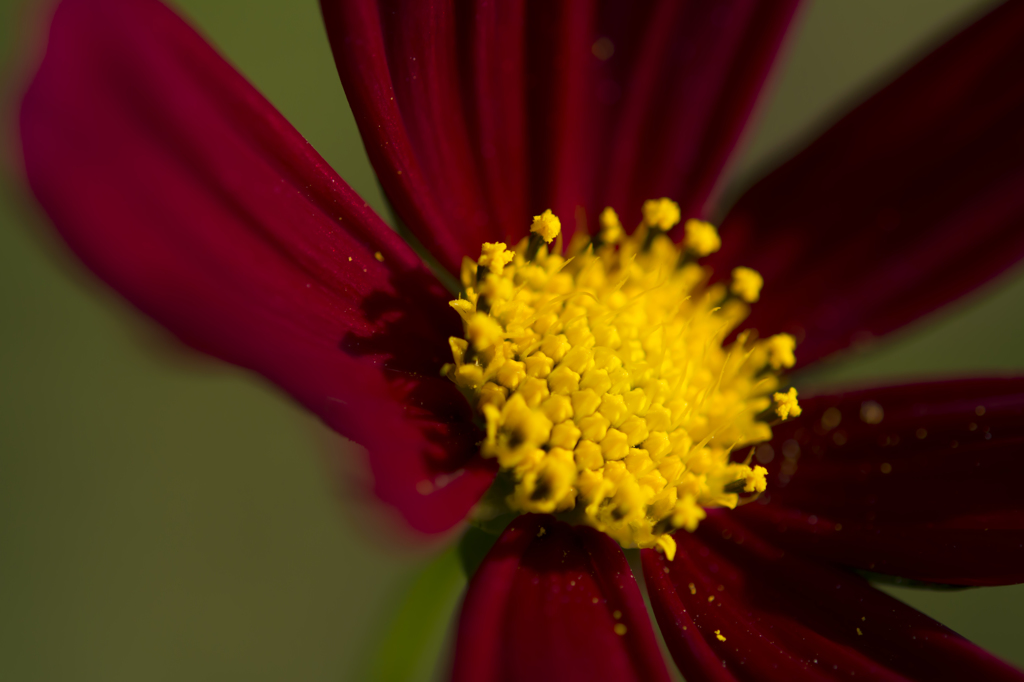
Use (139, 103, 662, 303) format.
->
(18, 0, 1024, 679)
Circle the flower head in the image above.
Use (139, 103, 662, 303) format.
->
(18, 0, 1024, 679)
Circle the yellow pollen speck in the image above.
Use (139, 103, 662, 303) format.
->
(530, 209, 561, 243)
(688, 583, 696, 595)
(614, 623, 628, 636)
(708, 595, 715, 603)
(374, 251, 384, 262)
(880, 462, 892, 474)
(612, 610, 622, 620)
(537, 526, 547, 537)
(592, 597, 600, 604)
(448, 203, 797, 555)
(857, 628, 863, 636)
(642, 198, 681, 231)
(683, 219, 721, 256)
(730, 267, 763, 303)
(715, 630, 726, 642)
(347, 256, 352, 262)
(774, 387, 802, 420)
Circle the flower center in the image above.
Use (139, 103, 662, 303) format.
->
(445, 200, 800, 559)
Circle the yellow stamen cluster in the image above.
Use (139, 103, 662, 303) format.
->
(446, 200, 798, 559)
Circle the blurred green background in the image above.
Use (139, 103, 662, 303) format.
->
(2, 0, 1022, 679)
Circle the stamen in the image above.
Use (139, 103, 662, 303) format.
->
(597, 207, 624, 246)
(730, 267, 764, 303)
(640, 198, 681, 251)
(525, 209, 561, 260)
(641, 198, 682, 231)
(683, 218, 721, 257)
(479, 242, 514, 274)
(774, 387, 802, 420)
(447, 202, 799, 555)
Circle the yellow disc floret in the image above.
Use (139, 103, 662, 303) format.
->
(446, 204, 799, 554)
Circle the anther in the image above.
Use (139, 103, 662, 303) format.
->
(730, 267, 763, 303)
(642, 198, 681, 231)
(683, 219, 721, 257)
(641, 198, 681, 251)
(774, 387, 802, 420)
(526, 209, 561, 260)
(479, 242, 514, 274)
(596, 207, 624, 247)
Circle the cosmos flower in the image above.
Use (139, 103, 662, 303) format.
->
(18, 0, 1024, 679)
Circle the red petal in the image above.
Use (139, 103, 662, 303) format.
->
(525, 0, 800, 235)
(323, 1, 799, 268)
(19, 0, 492, 535)
(714, 2, 1024, 367)
(321, 0, 514, 277)
(735, 378, 1024, 585)
(596, 0, 801, 226)
(463, 1, 530, 248)
(453, 514, 671, 682)
(643, 513, 1024, 682)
